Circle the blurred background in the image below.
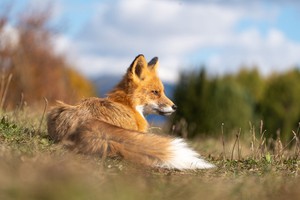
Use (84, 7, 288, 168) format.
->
(0, 0, 299, 140)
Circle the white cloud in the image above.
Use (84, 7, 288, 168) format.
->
(66, 0, 244, 82)
(207, 28, 300, 75)
(51, 0, 300, 83)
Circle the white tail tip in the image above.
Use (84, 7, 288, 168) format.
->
(159, 138, 215, 170)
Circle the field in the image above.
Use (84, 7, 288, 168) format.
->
(0, 109, 299, 200)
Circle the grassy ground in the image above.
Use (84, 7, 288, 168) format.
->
(0, 110, 299, 200)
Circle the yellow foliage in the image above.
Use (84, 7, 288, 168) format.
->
(0, 4, 95, 109)
(66, 68, 96, 100)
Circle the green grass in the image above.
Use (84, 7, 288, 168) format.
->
(0, 111, 299, 200)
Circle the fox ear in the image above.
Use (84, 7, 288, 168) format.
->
(129, 54, 147, 80)
(148, 57, 159, 71)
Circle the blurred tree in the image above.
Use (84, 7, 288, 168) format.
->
(235, 68, 265, 104)
(0, 3, 95, 109)
(259, 69, 300, 141)
(172, 67, 300, 140)
(172, 69, 210, 137)
(172, 68, 254, 138)
(234, 68, 265, 129)
(205, 77, 254, 135)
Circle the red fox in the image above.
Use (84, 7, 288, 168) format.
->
(47, 54, 215, 170)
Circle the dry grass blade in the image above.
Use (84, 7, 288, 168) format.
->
(291, 130, 299, 158)
(231, 129, 241, 161)
(0, 73, 5, 106)
(237, 128, 241, 160)
(282, 134, 297, 151)
(275, 131, 283, 160)
(249, 122, 257, 159)
(221, 123, 226, 160)
(37, 97, 48, 135)
(0, 73, 12, 110)
(257, 120, 266, 159)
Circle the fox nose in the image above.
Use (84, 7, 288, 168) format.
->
(172, 104, 177, 111)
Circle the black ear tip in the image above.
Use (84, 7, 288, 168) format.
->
(136, 54, 145, 59)
(152, 57, 158, 62)
(148, 57, 158, 65)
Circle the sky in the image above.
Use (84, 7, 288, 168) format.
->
(8, 0, 300, 83)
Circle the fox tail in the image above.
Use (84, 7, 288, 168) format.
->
(64, 119, 215, 170)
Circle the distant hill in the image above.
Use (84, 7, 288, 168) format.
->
(91, 75, 176, 125)
(91, 75, 122, 97)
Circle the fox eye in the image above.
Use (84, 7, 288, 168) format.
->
(151, 90, 159, 96)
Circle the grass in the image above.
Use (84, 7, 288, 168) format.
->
(0, 109, 299, 200)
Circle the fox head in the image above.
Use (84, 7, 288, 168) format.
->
(118, 54, 177, 117)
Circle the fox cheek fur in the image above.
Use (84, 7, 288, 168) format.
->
(131, 78, 177, 116)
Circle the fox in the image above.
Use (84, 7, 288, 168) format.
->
(47, 54, 215, 170)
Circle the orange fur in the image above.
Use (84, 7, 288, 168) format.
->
(47, 55, 215, 170)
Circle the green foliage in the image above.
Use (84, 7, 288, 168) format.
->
(235, 68, 265, 103)
(0, 112, 52, 153)
(205, 77, 254, 134)
(172, 67, 300, 140)
(0, 116, 20, 141)
(173, 69, 255, 137)
(259, 69, 300, 141)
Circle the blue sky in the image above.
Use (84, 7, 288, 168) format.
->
(9, 0, 300, 83)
